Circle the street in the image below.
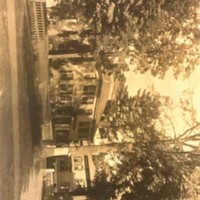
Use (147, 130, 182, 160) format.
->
(0, 1, 43, 200)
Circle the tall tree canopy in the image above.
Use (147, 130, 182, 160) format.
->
(99, 89, 162, 141)
(50, 0, 200, 78)
(90, 145, 200, 200)
(90, 88, 200, 200)
(99, 88, 200, 151)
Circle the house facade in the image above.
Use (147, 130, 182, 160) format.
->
(50, 56, 102, 145)
(46, 154, 96, 194)
(46, 3, 121, 145)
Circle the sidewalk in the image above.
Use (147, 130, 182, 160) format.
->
(5, 0, 22, 199)
(21, 168, 44, 200)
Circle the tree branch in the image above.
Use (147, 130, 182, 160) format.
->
(182, 142, 199, 149)
(177, 123, 200, 140)
(162, 107, 177, 139)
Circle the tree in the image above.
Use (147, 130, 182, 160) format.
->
(158, 89, 200, 151)
(49, 0, 200, 78)
(49, 0, 87, 20)
(91, 88, 200, 200)
(99, 89, 162, 141)
(86, 0, 200, 78)
(90, 144, 200, 200)
(90, 124, 200, 200)
(88, 170, 116, 200)
(98, 87, 200, 151)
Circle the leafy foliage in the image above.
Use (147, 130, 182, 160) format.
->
(99, 89, 162, 141)
(49, 0, 86, 20)
(89, 170, 116, 200)
(158, 89, 200, 151)
(50, 0, 200, 78)
(48, 2, 200, 199)
(87, 0, 200, 78)
(93, 88, 200, 200)
(90, 131, 200, 200)
(91, 147, 200, 200)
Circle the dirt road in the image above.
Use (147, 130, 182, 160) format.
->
(0, 1, 14, 199)
(0, 0, 42, 200)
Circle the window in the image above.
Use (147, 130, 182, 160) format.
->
(60, 70, 73, 80)
(56, 130, 69, 137)
(54, 117, 71, 124)
(60, 95, 72, 102)
(56, 108, 73, 115)
(74, 164, 83, 171)
(73, 156, 83, 163)
(78, 128, 89, 139)
(60, 185, 69, 190)
(60, 182, 70, 190)
(56, 129, 70, 143)
(66, 85, 73, 93)
(60, 84, 73, 93)
(78, 122, 90, 139)
(79, 121, 90, 128)
(59, 159, 69, 171)
(56, 109, 68, 115)
(82, 96, 94, 104)
(56, 137, 69, 143)
(83, 85, 96, 95)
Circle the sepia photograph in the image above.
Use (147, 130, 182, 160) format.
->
(1, 0, 200, 199)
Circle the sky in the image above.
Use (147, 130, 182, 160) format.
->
(46, 0, 57, 7)
(124, 62, 200, 143)
(125, 64, 200, 120)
